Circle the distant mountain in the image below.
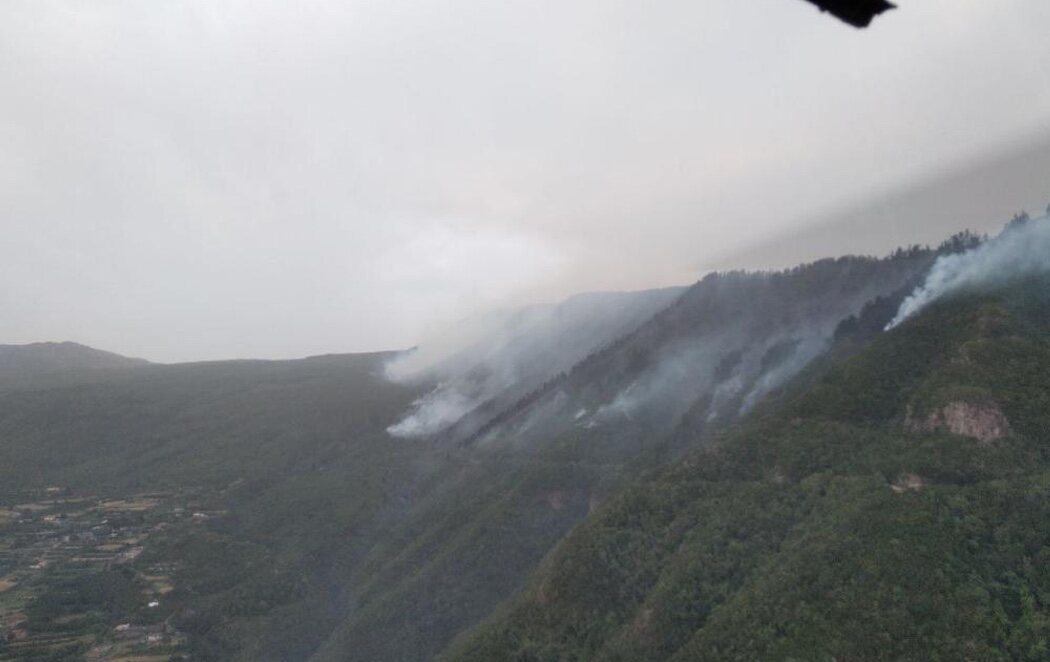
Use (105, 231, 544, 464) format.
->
(0, 341, 148, 388)
(0, 350, 417, 491)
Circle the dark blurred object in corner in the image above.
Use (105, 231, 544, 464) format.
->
(803, 0, 896, 28)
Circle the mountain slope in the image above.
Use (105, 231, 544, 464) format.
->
(0, 351, 437, 660)
(445, 274, 1050, 662)
(387, 287, 685, 440)
(0, 352, 420, 492)
(459, 244, 954, 458)
(0, 341, 147, 389)
(303, 243, 968, 662)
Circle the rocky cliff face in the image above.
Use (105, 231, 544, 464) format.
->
(908, 399, 1011, 444)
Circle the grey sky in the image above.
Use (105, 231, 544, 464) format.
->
(2, 0, 1049, 362)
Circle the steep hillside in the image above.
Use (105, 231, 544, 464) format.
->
(303, 241, 977, 662)
(387, 287, 684, 440)
(446, 273, 1050, 662)
(137, 237, 977, 662)
(459, 244, 957, 458)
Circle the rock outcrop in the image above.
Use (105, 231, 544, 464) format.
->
(907, 400, 1011, 444)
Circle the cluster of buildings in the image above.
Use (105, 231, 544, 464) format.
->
(0, 489, 195, 660)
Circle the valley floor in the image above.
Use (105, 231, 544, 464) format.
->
(0, 487, 227, 661)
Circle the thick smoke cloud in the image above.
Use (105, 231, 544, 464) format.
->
(887, 214, 1050, 329)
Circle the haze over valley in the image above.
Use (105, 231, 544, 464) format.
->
(3, 1, 1050, 660)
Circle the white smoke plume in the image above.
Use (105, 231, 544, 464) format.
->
(887, 215, 1050, 330)
(385, 288, 684, 438)
(386, 384, 477, 438)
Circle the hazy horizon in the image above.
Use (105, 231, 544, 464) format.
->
(4, 0, 1050, 362)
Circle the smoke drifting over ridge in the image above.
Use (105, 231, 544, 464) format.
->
(384, 211, 1046, 448)
(887, 214, 1050, 329)
(385, 288, 684, 438)
(452, 252, 939, 455)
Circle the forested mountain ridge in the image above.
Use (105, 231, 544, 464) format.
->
(455, 237, 980, 460)
(303, 235, 983, 662)
(446, 270, 1050, 662)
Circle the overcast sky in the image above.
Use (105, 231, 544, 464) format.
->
(3, 0, 1050, 362)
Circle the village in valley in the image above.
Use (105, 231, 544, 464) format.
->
(0, 487, 221, 661)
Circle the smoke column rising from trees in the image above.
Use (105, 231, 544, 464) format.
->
(887, 213, 1050, 330)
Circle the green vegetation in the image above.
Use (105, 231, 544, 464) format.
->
(0, 353, 430, 660)
(25, 567, 140, 630)
(447, 276, 1050, 661)
(0, 352, 421, 493)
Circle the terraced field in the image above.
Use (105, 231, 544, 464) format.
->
(0, 489, 194, 661)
